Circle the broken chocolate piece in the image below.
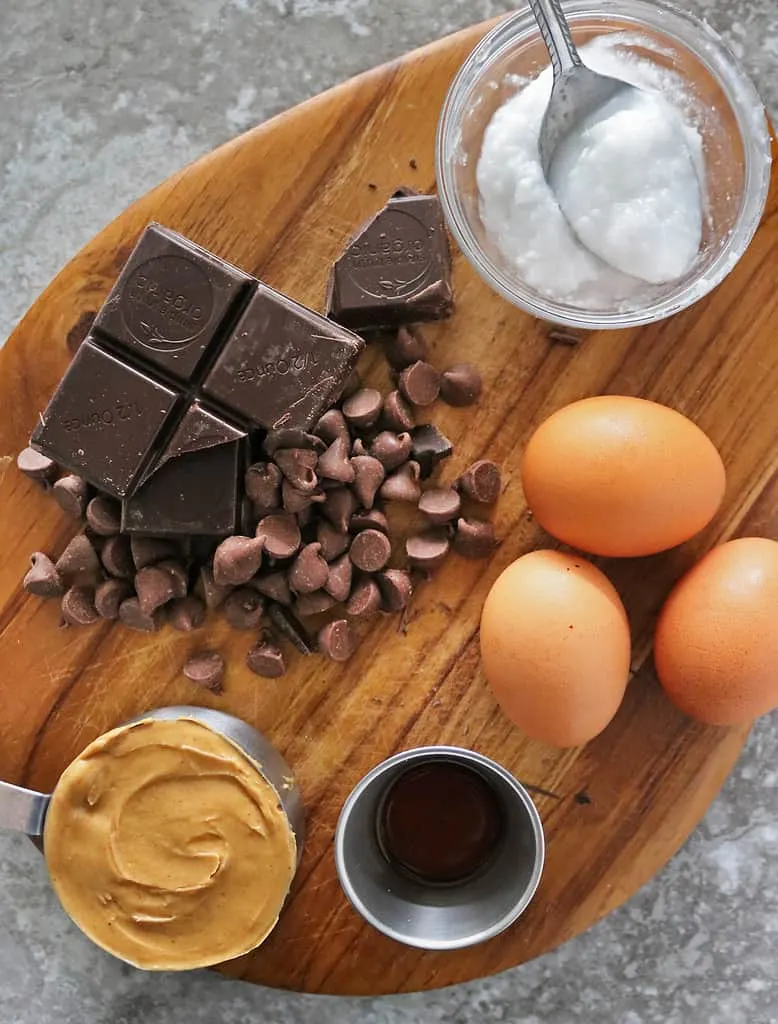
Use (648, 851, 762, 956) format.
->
(326, 192, 453, 332)
(267, 603, 314, 654)
(410, 424, 453, 478)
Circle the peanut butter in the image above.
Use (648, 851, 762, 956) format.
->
(43, 718, 297, 970)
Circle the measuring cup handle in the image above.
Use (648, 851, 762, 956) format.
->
(0, 780, 50, 836)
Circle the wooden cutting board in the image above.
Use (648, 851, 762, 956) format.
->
(0, 15, 776, 997)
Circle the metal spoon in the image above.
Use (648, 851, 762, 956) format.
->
(528, 0, 640, 179)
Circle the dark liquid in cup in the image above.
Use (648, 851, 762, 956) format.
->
(377, 762, 504, 885)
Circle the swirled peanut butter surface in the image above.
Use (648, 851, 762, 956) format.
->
(43, 718, 297, 970)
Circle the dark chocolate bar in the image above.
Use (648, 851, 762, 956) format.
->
(325, 191, 454, 333)
(31, 224, 364, 526)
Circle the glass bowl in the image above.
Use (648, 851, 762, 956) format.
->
(435, 0, 772, 329)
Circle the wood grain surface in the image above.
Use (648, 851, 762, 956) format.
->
(0, 16, 776, 996)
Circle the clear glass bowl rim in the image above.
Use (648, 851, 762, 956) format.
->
(435, 0, 773, 330)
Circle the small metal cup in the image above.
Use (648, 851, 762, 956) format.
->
(335, 746, 544, 950)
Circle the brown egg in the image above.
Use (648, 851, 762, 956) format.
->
(655, 537, 778, 725)
(521, 396, 725, 557)
(480, 550, 631, 748)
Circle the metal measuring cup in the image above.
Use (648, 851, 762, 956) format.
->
(0, 704, 305, 856)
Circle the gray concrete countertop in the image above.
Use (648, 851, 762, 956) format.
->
(1, 2, 776, 1022)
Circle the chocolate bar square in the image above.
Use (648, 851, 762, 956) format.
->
(31, 339, 178, 498)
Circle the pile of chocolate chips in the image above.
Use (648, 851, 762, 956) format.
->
(18, 191, 502, 691)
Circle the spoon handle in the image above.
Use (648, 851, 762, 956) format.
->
(0, 780, 50, 836)
(527, 0, 582, 78)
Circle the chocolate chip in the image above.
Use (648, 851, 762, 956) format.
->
(317, 520, 350, 561)
(246, 639, 287, 678)
(410, 424, 453, 478)
(196, 565, 233, 610)
(61, 586, 99, 626)
(317, 435, 355, 483)
(264, 429, 324, 456)
(453, 518, 499, 559)
(183, 651, 225, 693)
(84, 495, 121, 536)
(406, 529, 450, 570)
(382, 390, 415, 433)
(130, 536, 179, 571)
(288, 542, 329, 594)
(223, 587, 266, 630)
(384, 325, 428, 370)
(350, 508, 389, 534)
(399, 361, 440, 407)
(17, 447, 58, 487)
(346, 577, 382, 618)
(322, 487, 358, 533)
(23, 552, 64, 598)
(314, 409, 350, 444)
(135, 565, 177, 615)
(119, 596, 164, 632)
(370, 431, 412, 471)
(458, 460, 502, 504)
(156, 560, 188, 599)
(352, 455, 385, 509)
(281, 479, 325, 513)
(440, 363, 482, 406)
(376, 569, 413, 612)
(169, 594, 206, 632)
(212, 536, 264, 586)
(55, 534, 102, 586)
(267, 603, 314, 654)
(324, 553, 353, 601)
(52, 475, 89, 518)
(251, 571, 292, 606)
(245, 462, 282, 509)
(94, 578, 133, 620)
(100, 535, 134, 579)
(295, 590, 338, 616)
(380, 461, 421, 503)
(274, 448, 319, 493)
(418, 487, 461, 525)
(342, 388, 382, 430)
(318, 619, 357, 662)
(351, 437, 369, 457)
(256, 514, 301, 560)
(349, 529, 391, 572)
